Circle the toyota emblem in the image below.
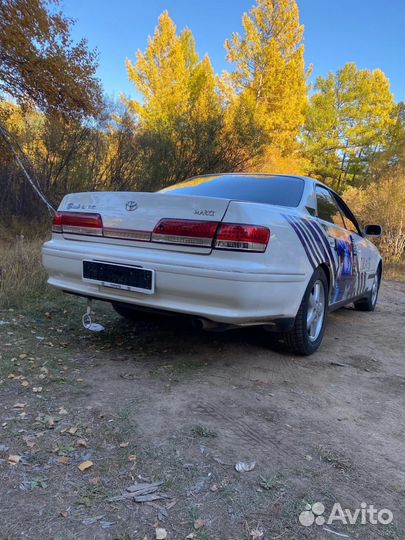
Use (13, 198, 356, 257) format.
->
(126, 201, 138, 211)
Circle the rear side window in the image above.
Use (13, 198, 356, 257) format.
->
(160, 175, 305, 207)
(333, 193, 361, 235)
(315, 186, 346, 228)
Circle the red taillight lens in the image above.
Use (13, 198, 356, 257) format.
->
(152, 219, 220, 247)
(214, 223, 270, 252)
(52, 212, 63, 233)
(52, 212, 103, 236)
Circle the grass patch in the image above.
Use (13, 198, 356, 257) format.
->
(258, 474, 282, 491)
(77, 484, 108, 508)
(384, 261, 404, 282)
(318, 445, 352, 471)
(191, 425, 217, 438)
(0, 232, 51, 308)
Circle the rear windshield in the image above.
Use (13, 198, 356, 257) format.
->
(160, 174, 304, 207)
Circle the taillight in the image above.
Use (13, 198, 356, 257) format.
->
(52, 212, 270, 252)
(214, 223, 270, 252)
(52, 212, 63, 233)
(52, 212, 103, 236)
(152, 219, 219, 247)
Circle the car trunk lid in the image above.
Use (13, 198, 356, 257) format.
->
(58, 191, 231, 254)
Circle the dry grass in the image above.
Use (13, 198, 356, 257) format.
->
(384, 261, 405, 282)
(0, 220, 51, 308)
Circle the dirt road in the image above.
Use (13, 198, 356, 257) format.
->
(0, 280, 404, 539)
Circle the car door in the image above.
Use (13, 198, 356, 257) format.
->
(331, 191, 373, 300)
(314, 185, 358, 305)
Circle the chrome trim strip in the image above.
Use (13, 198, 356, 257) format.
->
(63, 225, 103, 236)
(103, 228, 151, 242)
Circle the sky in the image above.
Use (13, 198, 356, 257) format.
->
(63, 0, 405, 103)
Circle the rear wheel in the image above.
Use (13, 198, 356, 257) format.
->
(283, 267, 328, 355)
(354, 270, 380, 312)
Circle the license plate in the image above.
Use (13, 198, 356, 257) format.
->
(82, 261, 154, 294)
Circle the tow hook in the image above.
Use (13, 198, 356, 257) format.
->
(82, 299, 105, 332)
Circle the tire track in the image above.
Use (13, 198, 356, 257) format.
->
(195, 400, 295, 461)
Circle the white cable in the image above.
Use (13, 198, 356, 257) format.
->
(0, 124, 56, 214)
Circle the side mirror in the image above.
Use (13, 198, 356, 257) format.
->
(364, 224, 382, 237)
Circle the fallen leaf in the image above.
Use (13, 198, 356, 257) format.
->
(67, 426, 78, 435)
(155, 527, 167, 540)
(8, 454, 21, 465)
(78, 460, 93, 472)
(57, 456, 70, 465)
(194, 519, 205, 530)
(13, 402, 27, 409)
(76, 438, 88, 448)
(19, 353, 27, 359)
(128, 454, 137, 462)
(119, 442, 129, 448)
(21, 380, 29, 387)
(60, 511, 68, 518)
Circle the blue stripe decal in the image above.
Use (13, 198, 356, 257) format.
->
(283, 214, 340, 290)
(298, 217, 330, 271)
(291, 216, 324, 266)
(303, 218, 337, 276)
(283, 214, 317, 269)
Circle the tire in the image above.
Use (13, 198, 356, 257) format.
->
(112, 302, 145, 321)
(283, 267, 329, 355)
(354, 270, 380, 312)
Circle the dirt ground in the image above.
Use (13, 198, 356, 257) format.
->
(0, 280, 404, 540)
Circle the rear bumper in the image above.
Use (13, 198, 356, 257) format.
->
(42, 239, 308, 324)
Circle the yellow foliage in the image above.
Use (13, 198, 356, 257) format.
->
(343, 167, 405, 263)
(223, 0, 308, 153)
(124, 11, 220, 130)
(304, 63, 397, 191)
(253, 147, 309, 175)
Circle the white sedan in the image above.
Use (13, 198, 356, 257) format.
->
(42, 174, 382, 354)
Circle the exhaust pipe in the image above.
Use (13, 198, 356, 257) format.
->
(191, 317, 220, 331)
